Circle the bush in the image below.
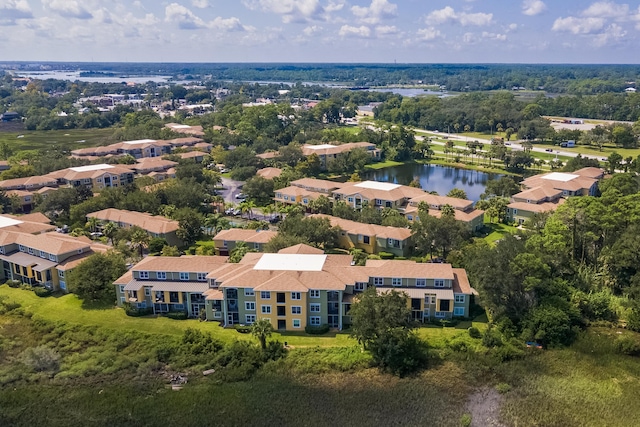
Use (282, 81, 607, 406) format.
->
(305, 324, 330, 335)
(6, 280, 21, 288)
(167, 311, 188, 320)
(148, 237, 169, 254)
(21, 345, 60, 373)
(495, 383, 511, 394)
(493, 342, 525, 362)
(482, 327, 504, 348)
(34, 287, 52, 298)
(615, 335, 640, 356)
(234, 325, 252, 334)
(124, 303, 154, 317)
(460, 414, 472, 427)
(468, 326, 481, 339)
(378, 251, 395, 259)
(438, 319, 459, 327)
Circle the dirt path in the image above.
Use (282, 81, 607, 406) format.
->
(466, 387, 506, 427)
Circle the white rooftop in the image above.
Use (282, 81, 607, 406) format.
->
(253, 254, 327, 272)
(170, 124, 191, 129)
(0, 215, 23, 229)
(122, 139, 157, 145)
(542, 172, 579, 182)
(354, 181, 402, 191)
(305, 144, 336, 150)
(69, 164, 114, 173)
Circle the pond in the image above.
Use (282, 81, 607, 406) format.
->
(364, 163, 501, 201)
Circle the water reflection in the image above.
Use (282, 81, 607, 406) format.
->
(364, 163, 500, 201)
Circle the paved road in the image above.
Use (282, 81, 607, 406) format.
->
(219, 177, 245, 204)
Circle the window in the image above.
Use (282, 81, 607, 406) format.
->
(373, 277, 383, 286)
(293, 319, 301, 328)
(261, 291, 271, 299)
(348, 197, 354, 203)
(355, 282, 366, 291)
(253, 243, 260, 250)
(513, 209, 518, 215)
(77, 248, 83, 254)
(245, 288, 255, 297)
(119, 285, 125, 293)
(309, 290, 320, 298)
(28, 247, 34, 255)
(310, 316, 321, 326)
(222, 240, 229, 248)
(179, 272, 189, 281)
(39, 251, 46, 258)
(407, 215, 413, 221)
(434, 279, 445, 288)
(197, 272, 207, 281)
(291, 196, 296, 202)
(245, 302, 256, 311)
(292, 306, 301, 314)
(363, 235, 370, 244)
(291, 292, 301, 300)
(144, 287, 151, 296)
(261, 305, 271, 314)
(284, 196, 289, 201)
(431, 296, 437, 304)
(0, 246, 4, 254)
(245, 315, 256, 324)
(310, 303, 321, 313)
(388, 238, 400, 248)
(157, 271, 166, 280)
(58, 270, 65, 278)
(375, 199, 382, 206)
(454, 307, 465, 316)
(454, 294, 465, 303)
(302, 198, 309, 204)
(49, 253, 56, 262)
(416, 278, 426, 287)
(392, 278, 402, 287)
(435, 311, 446, 318)
(139, 271, 149, 279)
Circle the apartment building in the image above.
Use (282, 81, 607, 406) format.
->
(506, 167, 604, 225)
(164, 123, 205, 137)
(332, 181, 426, 210)
(404, 193, 485, 231)
(114, 255, 229, 317)
(70, 136, 205, 161)
(46, 164, 135, 190)
(309, 214, 413, 257)
(274, 178, 345, 208)
(115, 244, 476, 331)
(0, 175, 58, 191)
(86, 208, 182, 247)
(300, 142, 381, 170)
(212, 229, 278, 255)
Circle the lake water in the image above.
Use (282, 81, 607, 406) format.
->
(364, 163, 501, 201)
(16, 71, 176, 84)
(367, 88, 452, 98)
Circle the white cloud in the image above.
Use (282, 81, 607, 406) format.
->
(244, 0, 336, 23)
(303, 25, 322, 36)
(210, 16, 250, 32)
(593, 23, 626, 46)
(351, 0, 397, 25)
(165, 3, 250, 31)
(0, 0, 33, 25)
(551, 16, 605, 34)
(338, 24, 371, 38)
(522, 0, 546, 16)
(416, 27, 441, 41)
(192, 0, 209, 8)
(482, 31, 507, 41)
(42, 0, 93, 19)
(376, 25, 398, 36)
(582, 2, 629, 19)
(426, 6, 492, 26)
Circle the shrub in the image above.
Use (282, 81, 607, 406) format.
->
(5, 280, 21, 288)
(493, 342, 525, 362)
(21, 345, 60, 373)
(148, 237, 168, 254)
(448, 336, 472, 352)
(305, 324, 330, 335)
(167, 311, 188, 320)
(378, 251, 395, 259)
(438, 319, 459, 327)
(615, 335, 640, 356)
(468, 326, 481, 339)
(460, 414, 472, 427)
(482, 326, 504, 348)
(34, 287, 52, 298)
(123, 303, 154, 317)
(234, 325, 252, 334)
(495, 383, 511, 394)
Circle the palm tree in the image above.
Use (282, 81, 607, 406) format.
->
(211, 195, 225, 214)
(85, 217, 100, 233)
(103, 222, 118, 245)
(251, 318, 274, 350)
(239, 200, 256, 219)
(441, 204, 456, 218)
(522, 141, 533, 153)
(130, 226, 150, 258)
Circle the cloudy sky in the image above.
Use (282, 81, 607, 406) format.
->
(1, 0, 640, 63)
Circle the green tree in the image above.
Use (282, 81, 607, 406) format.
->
(129, 226, 150, 258)
(67, 251, 127, 303)
(175, 208, 203, 246)
(161, 245, 181, 256)
(229, 241, 251, 263)
(446, 188, 468, 199)
(243, 176, 275, 206)
(251, 318, 274, 350)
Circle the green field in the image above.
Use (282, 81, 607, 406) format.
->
(481, 222, 519, 244)
(0, 128, 116, 152)
(532, 142, 640, 159)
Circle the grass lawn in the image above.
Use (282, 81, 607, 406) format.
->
(0, 128, 116, 152)
(0, 285, 353, 347)
(532, 142, 640, 159)
(481, 222, 519, 244)
(365, 159, 404, 170)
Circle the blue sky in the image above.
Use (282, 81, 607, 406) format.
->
(1, 0, 640, 63)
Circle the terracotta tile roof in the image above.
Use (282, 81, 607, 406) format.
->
(301, 142, 378, 156)
(0, 175, 58, 190)
(46, 165, 134, 182)
(453, 268, 475, 294)
(277, 244, 324, 254)
(87, 208, 180, 235)
(508, 200, 565, 213)
(409, 193, 474, 211)
(129, 255, 228, 273)
(377, 287, 454, 300)
(164, 123, 205, 137)
(521, 172, 598, 194)
(5, 212, 51, 224)
(363, 259, 455, 280)
(11, 232, 90, 255)
(332, 181, 426, 202)
(178, 151, 205, 160)
(424, 208, 485, 223)
(204, 288, 224, 301)
(573, 167, 605, 179)
(256, 167, 282, 179)
(114, 269, 133, 285)
(512, 186, 563, 202)
(133, 158, 178, 173)
(310, 214, 412, 241)
(213, 229, 277, 244)
(290, 178, 345, 192)
(256, 151, 279, 160)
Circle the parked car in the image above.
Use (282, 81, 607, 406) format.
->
(504, 142, 511, 146)
(269, 216, 281, 224)
(90, 232, 103, 238)
(56, 225, 70, 234)
(235, 193, 246, 200)
(545, 148, 553, 152)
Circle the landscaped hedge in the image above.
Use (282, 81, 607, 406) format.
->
(234, 325, 252, 334)
(33, 287, 52, 298)
(167, 311, 188, 320)
(5, 280, 21, 288)
(305, 324, 330, 335)
(378, 251, 395, 259)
